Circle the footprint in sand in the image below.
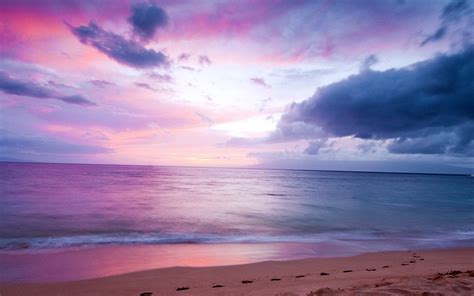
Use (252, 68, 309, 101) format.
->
(212, 284, 224, 288)
(366, 268, 376, 271)
(271, 278, 281, 281)
(140, 293, 153, 296)
(343, 270, 353, 273)
(401, 263, 409, 266)
(242, 280, 253, 284)
(382, 265, 390, 268)
(295, 275, 306, 278)
(320, 272, 330, 276)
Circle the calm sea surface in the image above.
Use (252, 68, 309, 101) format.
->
(1, 162, 473, 252)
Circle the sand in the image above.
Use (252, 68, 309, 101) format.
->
(1, 248, 473, 295)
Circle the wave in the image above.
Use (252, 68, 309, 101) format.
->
(1, 230, 473, 251)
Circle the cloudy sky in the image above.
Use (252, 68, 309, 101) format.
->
(0, 0, 473, 173)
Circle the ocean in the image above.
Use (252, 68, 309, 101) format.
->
(1, 162, 473, 281)
(2, 162, 473, 250)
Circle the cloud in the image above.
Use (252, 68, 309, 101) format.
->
(181, 66, 196, 71)
(195, 112, 214, 126)
(278, 46, 474, 156)
(421, 27, 447, 46)
(442, 0, 470, 22)
(89, 80, 114, 87)
(198, 55, 212, 66)
(58, 95, 96, 105)
(0, 131, 112, 155)
(304, 138, 328, 155)
(259, 97, 272, 112)
(128, 1, 169, 41)
(178, 53, 191, 62)
(68, 22, 169, 68)
(250, 77, 270, 88)
(357, 141, 380, 153)
(388, 124, 474, 156)
(135, 82, 156, 91)
(421, 0, 472, 46)
(148, 72, 173, 82)
(226, 121, 323, 147)
(0, 72, 96, 106)
(360, 54, 379, 72)
(47, 80, 73, 89)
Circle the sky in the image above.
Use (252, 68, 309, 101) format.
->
(0, 0, 473, 173)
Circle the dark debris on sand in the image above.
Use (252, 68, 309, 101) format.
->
(308, 287, 343, 295)
(176, 286, 189, 291)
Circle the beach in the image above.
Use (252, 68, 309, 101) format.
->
(1, 247, 473, 295)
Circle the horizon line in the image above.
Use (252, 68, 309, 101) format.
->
(1, 160, 471, 177)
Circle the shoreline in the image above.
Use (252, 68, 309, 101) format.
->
(1, 247, 473, 295)
(0, 242, 381, 283)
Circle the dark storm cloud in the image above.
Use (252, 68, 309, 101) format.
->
(279, 46, 474, 156)
(128, 1, 169, 41)
(0, 72, 96, 106)
(68, 22, 169, 68)
(388, 123, 474, 156)
(421, 0, 472, 46)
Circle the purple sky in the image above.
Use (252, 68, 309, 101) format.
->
(0, 0, 473, 173)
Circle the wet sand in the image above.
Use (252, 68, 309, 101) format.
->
(1, 247, 473, 295)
